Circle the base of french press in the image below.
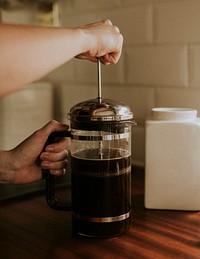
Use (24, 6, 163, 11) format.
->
(72, 215, 131, 238)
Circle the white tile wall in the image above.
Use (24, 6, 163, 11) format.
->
(189, 45, 200, 87)
(59, 83, 97, 124)
(126, 46, 188, 87)
(154, 0, 200, 43)
(156, 88, 200, 111)
(3, 0, 200, 166)
(0, 82, 53, 150)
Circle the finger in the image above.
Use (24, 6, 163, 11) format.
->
(106, 52, 121, 64)
(40, 149, 68, 162)
(99, 56, 111, 65)
(45, 138, 68, 152)
(75, 54, 97, 62)
(81, 19, 112, 28)
(41, 159, 68, 171)
(100, 53, 119, 65)
(40, 120, 69, 139)
(49, 168, 67, 176)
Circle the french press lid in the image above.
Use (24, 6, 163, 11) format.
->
(68, 59, 134, 131)
(68, 97, 134, 131)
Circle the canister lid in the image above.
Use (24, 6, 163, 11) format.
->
(68, 98, 133, 122)
(151, 107, 197, 121)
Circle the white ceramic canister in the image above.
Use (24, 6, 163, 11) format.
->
(145, 107, 200, 211)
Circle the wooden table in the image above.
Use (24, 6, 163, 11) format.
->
(0, 168, 200, 259)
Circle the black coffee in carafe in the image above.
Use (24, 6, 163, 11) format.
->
(71, 148, 131, 237)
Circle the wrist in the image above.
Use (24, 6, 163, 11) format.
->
(0, 150, 15, 184)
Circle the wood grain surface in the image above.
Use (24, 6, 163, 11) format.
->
(0, 168, 199, 259)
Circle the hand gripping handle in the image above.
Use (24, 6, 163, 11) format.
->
(44, 130, 72, 211)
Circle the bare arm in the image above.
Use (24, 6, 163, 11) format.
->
(0, 20, 123, 96)
(0, 19, 123, 184)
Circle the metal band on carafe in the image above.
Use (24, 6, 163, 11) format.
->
(71, 132, 130, 141)
(72, 210, 131, 223)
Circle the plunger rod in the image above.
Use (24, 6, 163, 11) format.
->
(97, 58, 102, 104)
(97, 58, 103, 158)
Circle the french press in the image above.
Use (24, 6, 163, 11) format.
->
(46, 60, 134, 237)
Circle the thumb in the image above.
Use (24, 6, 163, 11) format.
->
(39, 120, 69, 141)
(21, 120, 69, 151)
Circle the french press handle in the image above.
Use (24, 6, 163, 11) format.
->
(44, 130, 72, 211)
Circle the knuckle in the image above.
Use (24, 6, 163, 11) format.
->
(119, 33, 123, 43)
(113, 25, 120, 33)
(104, 19, 112, 25)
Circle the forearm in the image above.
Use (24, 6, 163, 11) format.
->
(0, 20, 123, 96)
(0, 24, 85, 96)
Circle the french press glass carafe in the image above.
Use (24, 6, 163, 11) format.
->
(46, 97, 134, 237)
